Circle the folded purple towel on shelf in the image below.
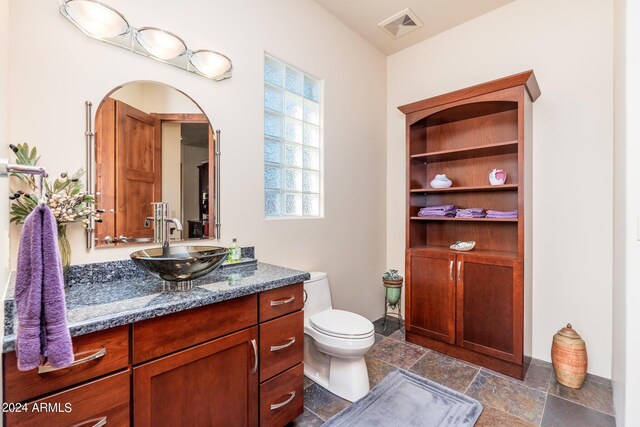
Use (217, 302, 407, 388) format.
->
(419, 205, 456, 212)
(418, 205, 457, 217)
(455, 208, 486, 218)
(15, 205, 73, 371)
(486, 209, 518, 218)
(418, 210, 456, 217)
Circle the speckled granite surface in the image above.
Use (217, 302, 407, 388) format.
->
(3, 258, 309, 353)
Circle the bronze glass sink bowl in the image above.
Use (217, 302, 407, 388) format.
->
(130, 246, 230, 282)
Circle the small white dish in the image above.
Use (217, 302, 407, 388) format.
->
(450, 241, 476, 251)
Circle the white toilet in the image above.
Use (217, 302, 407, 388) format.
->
(303, 272, 375, 402)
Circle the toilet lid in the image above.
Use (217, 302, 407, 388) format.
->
(309, 309, 374, 339)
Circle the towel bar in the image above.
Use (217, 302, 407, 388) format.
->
(1, 157, 47, 203)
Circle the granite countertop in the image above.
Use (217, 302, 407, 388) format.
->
(3, 259, 310, 353)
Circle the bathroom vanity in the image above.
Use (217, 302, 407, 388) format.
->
(2, 261, 308, 426)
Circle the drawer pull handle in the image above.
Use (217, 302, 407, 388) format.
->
(457, 261, 462, 281)
(251, 339, 258, 374)
(270, 391, 296, 410)
(70, 416, 107, 427)
(270, 337, 296, 352)
(449, 260, 453, 280)
(270, 296, 295, 306)
(38, 347, 107, 374)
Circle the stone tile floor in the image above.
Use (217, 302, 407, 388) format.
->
(288, 318, 615, 427)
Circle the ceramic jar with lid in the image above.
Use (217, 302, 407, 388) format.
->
(551, 324, 588, 388)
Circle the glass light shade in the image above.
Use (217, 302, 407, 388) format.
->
(190, 50, 232, 79)
(64, 0, 129, 38)
(135, 27, 187, 60)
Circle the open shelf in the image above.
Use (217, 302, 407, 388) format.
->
(410, 184, 518, 194)
(408, 245, 519, 260)
(410, 216, 518, 222)
(411, 140, 518, 164)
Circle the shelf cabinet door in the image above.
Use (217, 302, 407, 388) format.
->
(406, 250, 456, 344)
(456, 254, 523, 363)
(133, 327, 259, 427)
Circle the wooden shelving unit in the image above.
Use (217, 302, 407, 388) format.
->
(399, 70, 540, 380)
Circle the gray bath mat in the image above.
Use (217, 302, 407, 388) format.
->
(324, 369, 483, 427)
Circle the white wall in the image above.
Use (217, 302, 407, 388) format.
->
(619, 0, 640, 423)
(6, 0, 387, 320)
(162, 123, 182, 224)
(182, 144, 209, 231)
(1, 0, 10, 414)
(613, 0, 626, 422)
(386, 0, 613, 377)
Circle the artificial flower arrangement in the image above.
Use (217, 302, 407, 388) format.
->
(8, 143, 100, 268)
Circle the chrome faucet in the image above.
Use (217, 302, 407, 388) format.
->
(145, 202, 183, 249)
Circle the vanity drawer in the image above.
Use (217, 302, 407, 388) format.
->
(3, 325, 129, 403)
(133, 294, 257, 364)
(259, 283, 303, 322)
(260, 363, 304, 427)
(259, 310, 303, 382)
(5, 370, 130, 427)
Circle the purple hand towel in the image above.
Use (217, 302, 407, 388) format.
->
(15, 205, 73, 371)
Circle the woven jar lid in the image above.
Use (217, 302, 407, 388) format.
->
(557, 323, 581, 339)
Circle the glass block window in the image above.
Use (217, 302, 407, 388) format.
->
(264, 55, 322, 217)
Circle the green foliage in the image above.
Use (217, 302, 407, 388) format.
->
(383, 269, 401, 280)
(8, 143, 96, 225)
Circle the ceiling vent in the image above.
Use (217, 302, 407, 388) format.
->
(378, 8, 423, 39)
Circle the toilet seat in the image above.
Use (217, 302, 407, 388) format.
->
(309, 309, 374, 339)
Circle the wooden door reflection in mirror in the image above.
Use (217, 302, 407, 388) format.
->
(94, 82, 215, 247)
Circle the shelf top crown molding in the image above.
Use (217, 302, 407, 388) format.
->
(398, 70, 540, 115)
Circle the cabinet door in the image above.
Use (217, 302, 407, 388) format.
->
(456, 254, 523, 363)
(406, 250, 456, 344)
(5, 371, 129, 427)
(134, 327, 258, 427)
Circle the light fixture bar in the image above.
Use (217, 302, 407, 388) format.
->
(59, 0, 232, 81)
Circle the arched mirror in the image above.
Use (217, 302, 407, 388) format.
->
(93, 81, 218, 247)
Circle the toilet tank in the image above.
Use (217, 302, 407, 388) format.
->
(304, 272, 332, 319)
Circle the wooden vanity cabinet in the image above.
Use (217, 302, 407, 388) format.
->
(257, 284, 304, 426)
(133, 328, 259, 427)
(399, 71, 539, 379)
(3, 282, 304, 427)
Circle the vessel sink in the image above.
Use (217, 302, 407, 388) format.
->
(130, 246, 230, 282)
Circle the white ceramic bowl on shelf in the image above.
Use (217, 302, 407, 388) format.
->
(430, 174, 452, 188)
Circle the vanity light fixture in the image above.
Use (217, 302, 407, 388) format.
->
(64, 0, 129, 38)
(135, 27, 187, 60)
(60, 0, 232, 81)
